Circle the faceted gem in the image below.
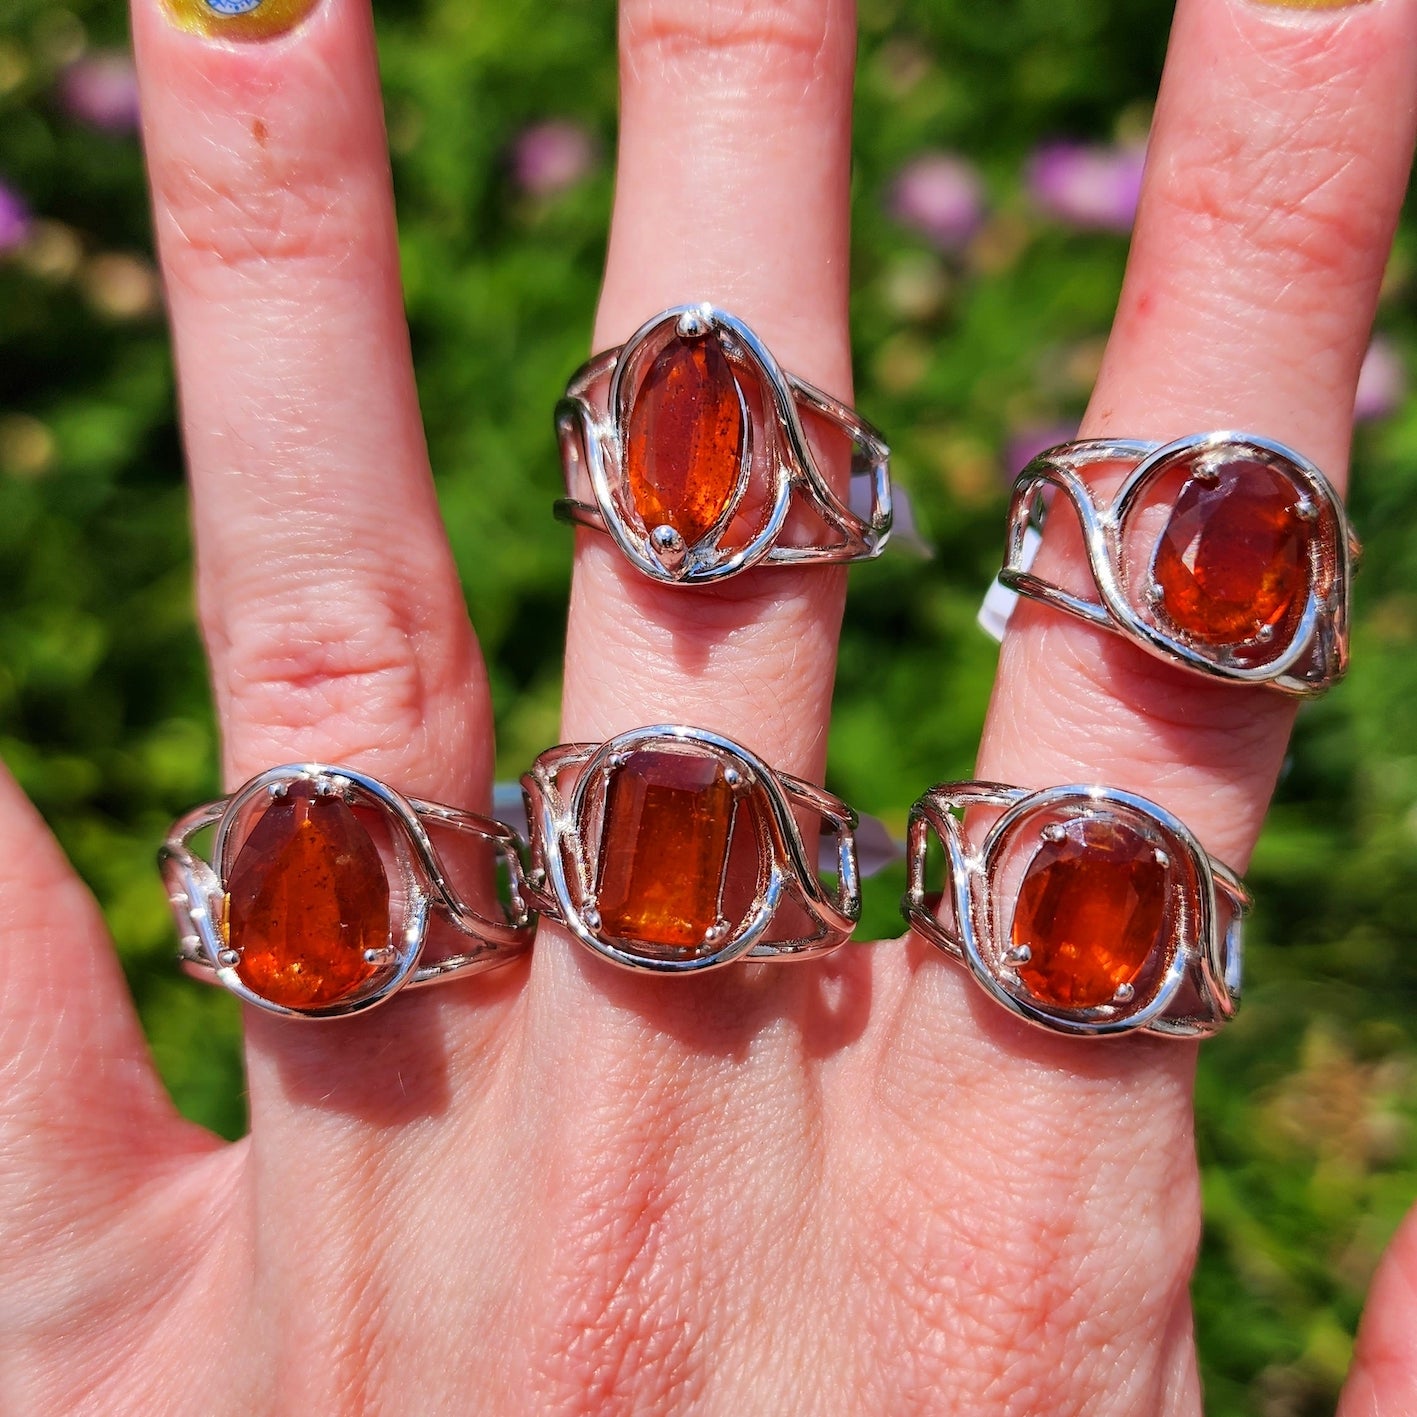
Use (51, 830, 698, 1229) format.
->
(1010, 816, 1169, 1011)
(596, 748, 736, 950)
(1150, 460, 1309, 650)
(225, 781, 390, 1010)
(625, 333, 745, 545)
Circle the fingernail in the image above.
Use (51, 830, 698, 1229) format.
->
(1249, 0, 1373, 9)
(161, 0, 322, 40)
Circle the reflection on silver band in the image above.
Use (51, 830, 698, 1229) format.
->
(555, 304, 892, 584)
(999, 431, 1356, 696)
(903, 781, 1249, 1039)
(161, 763, 533, 1019)
(522, 724, 864, 973)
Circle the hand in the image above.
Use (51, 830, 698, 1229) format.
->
(3, 0, 1415, 1412)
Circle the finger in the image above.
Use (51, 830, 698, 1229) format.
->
(559, 0, 857, 773)
(135, 0, 487, 797)
(0, 766, 203, 1258)
(510, 0, 863, 1393)
(133, 0, 512, 1123)
(1338, 1203, 1417, 1416)
(886, 0, 1417, 1403)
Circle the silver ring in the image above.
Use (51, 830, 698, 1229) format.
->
(554, 304, 893, 584)
(522, 724, 863, 972)
(160, 763, 533, 1019)
(999, 431, 1357, 696)
(903, 781, 1249, 1039)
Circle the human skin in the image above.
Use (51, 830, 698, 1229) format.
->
(2, 0, 1416, 1412)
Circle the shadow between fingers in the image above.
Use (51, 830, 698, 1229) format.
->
(556, 928, 874, 1062)
(247, 956, 527, 1126)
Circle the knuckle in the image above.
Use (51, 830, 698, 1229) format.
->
(151, 115, 368, 279)
(1157, 105, 1387, 298)
(208, 579, 478, 768)
(621, 0, 839, 87)
(857, 1139, 1200, 1413)
(525, 1140, 708, 1412)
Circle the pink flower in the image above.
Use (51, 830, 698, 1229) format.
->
(1354, 338, 1405, 423)
(1027, 141, 1145, 234)
(0, 182, 30, 254)
(1005, 421, 1078, 480)
(888, 153, 985, 252)
(510, 120, 597, 198)
(58, 52, 141, 135)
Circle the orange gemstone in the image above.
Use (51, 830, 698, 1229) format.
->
(596, 748, 736, 950)
(1011, 817, 1169, 1010)
(1150, 460, 1309, 650)
(625, 333, 744, 544)
(225, 782, 390, 1010)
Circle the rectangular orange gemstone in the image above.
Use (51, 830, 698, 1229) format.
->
(595, 748, 735, 950)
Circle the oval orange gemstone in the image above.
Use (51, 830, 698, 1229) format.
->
(1011, 817, 1169, 1010)
(595, 748, 737, 951)
(625, 333, 744, 544)
(225, 782, 390, 1010)
(1150, 460, 1309, 650)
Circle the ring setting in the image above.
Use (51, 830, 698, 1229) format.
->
(555, 304, 893, 583)
(161, 764, 533, 1018)
(1000, 431, 1356, 694)
(522, 725, 862, 972)
(903, 781, 1249, 1038)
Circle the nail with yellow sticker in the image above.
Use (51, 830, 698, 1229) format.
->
(162, 0, 322, 41)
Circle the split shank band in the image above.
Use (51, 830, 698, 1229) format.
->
(161, 308, 1360, 1040)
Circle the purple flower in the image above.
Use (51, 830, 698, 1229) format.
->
(58, 52, 140, 135)
(888, 153, 986, 253)
(1027, 141, 1146, 234)
(0, 182, 30, 255)
(1004, 421, 1078, 480)
(1354, 338, 1405, 423)
(510, 120, 596, 198)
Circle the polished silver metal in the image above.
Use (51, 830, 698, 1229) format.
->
(903, 781, 1250, 1039)
(1000, 431, 1357, 695)
(522, 725, 863, 973)
(161, 763, 533, 1019)
(555, 304, 893, 584)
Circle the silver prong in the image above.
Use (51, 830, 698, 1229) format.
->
(1005, 943, 1032, 966)
(217, 948, 240, 968)
(1153, 848, 1170, 869)
(723, 767, 742, 788)
(315, 775, 341, 798)
(650, 523, 687, 572)
(582, 907, 602, 932)
(1294, 498, 1318, 523)
(676, 306, 712, 339)
(529, 866, 547, 888)
(1113, 982, 1135, 1004)
(608, 752, 628, 770)
(1145, 581, 1164, 607)
(1041, 823, 1067, 844)
(268, 781, 288, 799)
(703, 920, 729, 946)
(363, 946, 397, 966)
(1253, 624, 1275, 644)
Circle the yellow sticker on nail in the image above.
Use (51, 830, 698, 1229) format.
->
(1251, 0, 1372, 8)
(162, 0, 321, 41)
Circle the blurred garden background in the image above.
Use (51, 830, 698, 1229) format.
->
(2, 0, 1415, 1409)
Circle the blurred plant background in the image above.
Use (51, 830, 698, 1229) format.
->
(1, 0, 1414, 1409)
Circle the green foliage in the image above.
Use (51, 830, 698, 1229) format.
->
(2, 0, 1415, 1409)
